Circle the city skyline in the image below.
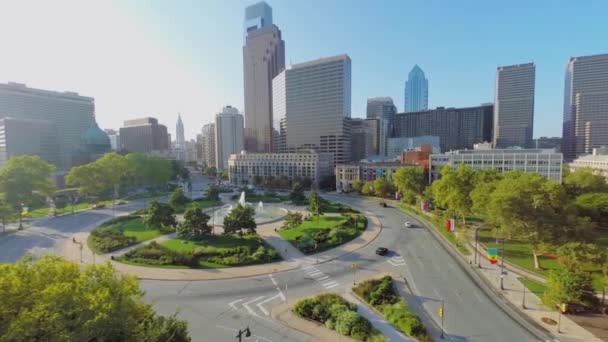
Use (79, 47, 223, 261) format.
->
(0, 0, 606, 141)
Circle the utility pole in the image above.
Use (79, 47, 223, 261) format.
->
(439, 300, 445, 339)
(522, 281, 527, 309)
(351, 263, 358, 285)
(500, 238, 505, 290)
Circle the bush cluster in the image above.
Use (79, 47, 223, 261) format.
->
(90, 226, 137, 253)
(293, 294, 375, 341)
(353, 276, 429, 341)
(122, 241, 197, 267)
(296, 214, 367, 253)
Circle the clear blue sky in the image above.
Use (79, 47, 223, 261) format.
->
(2, 0, 606, 139)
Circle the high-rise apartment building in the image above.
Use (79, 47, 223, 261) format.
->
(493, 63, 536, 148)
(201, 123, 216, 168)
(243, 1, 285, 153)
(562, 53, 608, 161)
(119, 117, 169, 155)
(175, 114, 185, 160)
(351, 118, 379, 161)
(394, 104, 494, 152)
(0, 82, 95, 170)
(274, 54, 352, 164)
(215, 106, 244, 170)
(404, 65, 428, 112)
(0, 118, 57, 168)
(366, 97, 397, 139)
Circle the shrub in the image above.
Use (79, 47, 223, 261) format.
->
(383, 301, 427, 338)
(169, 187, 189, 208)
(90, 226, 137, 253)
(324, 318, 335, 330)
(298, 235, 316, 253)
(335, 310, 358, 336)
(350, 317, 372, 341)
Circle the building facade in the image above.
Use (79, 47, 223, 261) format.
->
(104, 129, 121, 151)
(243, 2, 285, 153)
(562, 53, 608, 161)
(274, 54, 352, 164)
(400, 144, 433, 170)
(386, 135, 440, 158)
(351, 118, 379, 161)
(119, 117, 169, 155)
(0, 82, 95, 170)
(366, 97, 397, 137)
(404, 65, 428, 112)
(534, 136, 562, 152)
(228, 150, 334, 187)
(215, 106, 244, 171)
(0, 118, 57, 168)
(175, 114, 185, 160)
(336, 162, 402, 192)
(394, 104, 493, 153)
(429, 149, 563, 182)
(493, 63, 536, 149)
(569, 147, 608, 181)
(201, 123, 216, 168)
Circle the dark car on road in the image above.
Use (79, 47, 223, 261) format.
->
(375, 247, 388, 256)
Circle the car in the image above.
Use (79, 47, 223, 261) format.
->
(92, 203, 106, 209)
(379, 201, 387, 207)
(375, 247, 388, 256)
(404, 221, 412, 228)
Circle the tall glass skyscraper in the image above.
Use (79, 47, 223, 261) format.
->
(404, 65, 429, 112)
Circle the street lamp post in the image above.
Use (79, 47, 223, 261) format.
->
(474, 228, 480, 267)
(500, 238, 506, 290)
(522, 281, 527, 309)
(236, 326, 251, 342)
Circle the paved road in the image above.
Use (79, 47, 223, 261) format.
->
(0, 182, 542, 341)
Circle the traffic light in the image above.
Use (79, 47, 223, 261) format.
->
(560, 303, 568, 313)
(439, 307, 444, 317)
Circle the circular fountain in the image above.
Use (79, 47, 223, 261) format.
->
(208, 191, 287, 226)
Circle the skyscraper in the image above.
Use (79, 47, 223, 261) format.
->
(119, 117, 169, 155)
(404, 65, 429, 112)
(562, 53, 608, 161)
(493, 63, 536, 148)
(201, 123, 216, 168)
(215, 106, 244, 171)
(0, 82, 95, 170)
(175, 113, 185, 160)
(351, 118, 379, 161)
(366, 97, 397, 138)
(274, 54, 352, 164)
(243, 1, 285, 153)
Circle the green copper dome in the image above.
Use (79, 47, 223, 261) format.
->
(82, 121, 111, 148)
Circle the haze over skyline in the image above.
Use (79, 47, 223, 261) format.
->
(0, 0, 605, 140)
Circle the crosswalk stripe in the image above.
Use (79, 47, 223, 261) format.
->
(302, 265, 315, 270)
(309, 271, 323, 277)
(322, 280, 339, 287)
(317, 275, 330, 281)
(325, 282, 340, 289)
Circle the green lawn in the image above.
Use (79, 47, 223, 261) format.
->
(518, 277, 547, 296)
(119, 234, 281, 269)
(400, 205, 471, 255)
(88, 216, 171, 254)
(121, 218, 164, 242)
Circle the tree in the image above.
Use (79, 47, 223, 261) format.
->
(556, 242, 606, 269)
(563, 167, 608, 197)
(203, 166, 217, 177)
(290, 182, 306, 203)
(486, 172, 583, 269)
(222, 203, 256, 235)
(352, 180, 363, 193)
(206, 185, 220, 201)
(300, 177, 313, 190)
(543, 265, 598, 308)
(65, 163, 106, 198)
(308, 191, 323, 216)
(431, 165, 475, 224)
(96, 153, 134, 202)
(575, 192, 608, 229)
(0, 256, 190, 341)
(0, 194, 15, 232)
(220, 169, 229, 180)
(143, 201, 177, 228)
(470, 169, 503, 218)
(373, 177, 392, 198)
(283, 212, 303, 229)
(361, 181, 374, 196)
(169, 187, 189, 208)
(178, 207, 211, 238)
(393, 167, 426, 195)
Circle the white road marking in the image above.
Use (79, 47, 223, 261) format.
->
(308, 271, 323, 277)
(325, 282, 340, 289)
(302, 265, 314, 270)
(243, 296, 265, 317)
(268, 274, 278, 286)
(317, 275, 330, 281)
(323, 280, 339, 287)
(228, 298, 244, 310)
(256, 293, 281, 316)
(305, 267, 319, 274)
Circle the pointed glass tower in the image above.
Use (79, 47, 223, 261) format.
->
(404, 65, 429, 112)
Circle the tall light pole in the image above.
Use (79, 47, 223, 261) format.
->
(500, 238, 505, 290)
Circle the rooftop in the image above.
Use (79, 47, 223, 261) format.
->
(289, 54, 350, 70)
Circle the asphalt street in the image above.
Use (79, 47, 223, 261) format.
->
(0, 175, 542, 341)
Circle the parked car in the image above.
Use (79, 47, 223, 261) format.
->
(375, 247, 389, 256)
(92, 203, 106, 209)
(379, 201, 387, 207)
(404, 221, 412, 228)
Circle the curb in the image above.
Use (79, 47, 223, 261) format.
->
(401, 208, 554, 341)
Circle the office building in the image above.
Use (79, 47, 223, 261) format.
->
(562, 53, 608, 161)
(400, 144, 434, 170)
(0, 118, 57, 168)
(274, 54, 352, 164)
(119, 117, 169, 155)
(404, 65, 428, 112)
(243, 1, 285, 153)
(201, 123, 216, 168)
(534, 136, 562, 152)
(394, 104, 494, 152)
(386, 136, 440, 158)
(351, 118, 379, 161)
(105, 129, 122, 151)
(429, 149, 563, 182)
(228, 150, 334, 187)
(493, 63, 536, 148)
(569, 147, 608, 181)
(215, 106, 244, 170)
(175, 114, 185, 160)
(0, 82, 95, 170)
(336, 162, 402, 192)
(366, 97, 397, 137)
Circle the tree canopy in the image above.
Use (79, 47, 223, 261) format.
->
(223, 203, 256, 235)
(372, 177, 392, 198)
(308, 191, 323, 216)
(289, 182, 306, 203)
(178, 207, 211, 238)
(0, 256, 190, 342)
(393, 167, 426, 195)
(563, 167, 608, 197)
(430, 165, 475, 223)
(169, 187, 190, 208)
(143, 201, 177, 228)
(0, 155, 56, 207)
